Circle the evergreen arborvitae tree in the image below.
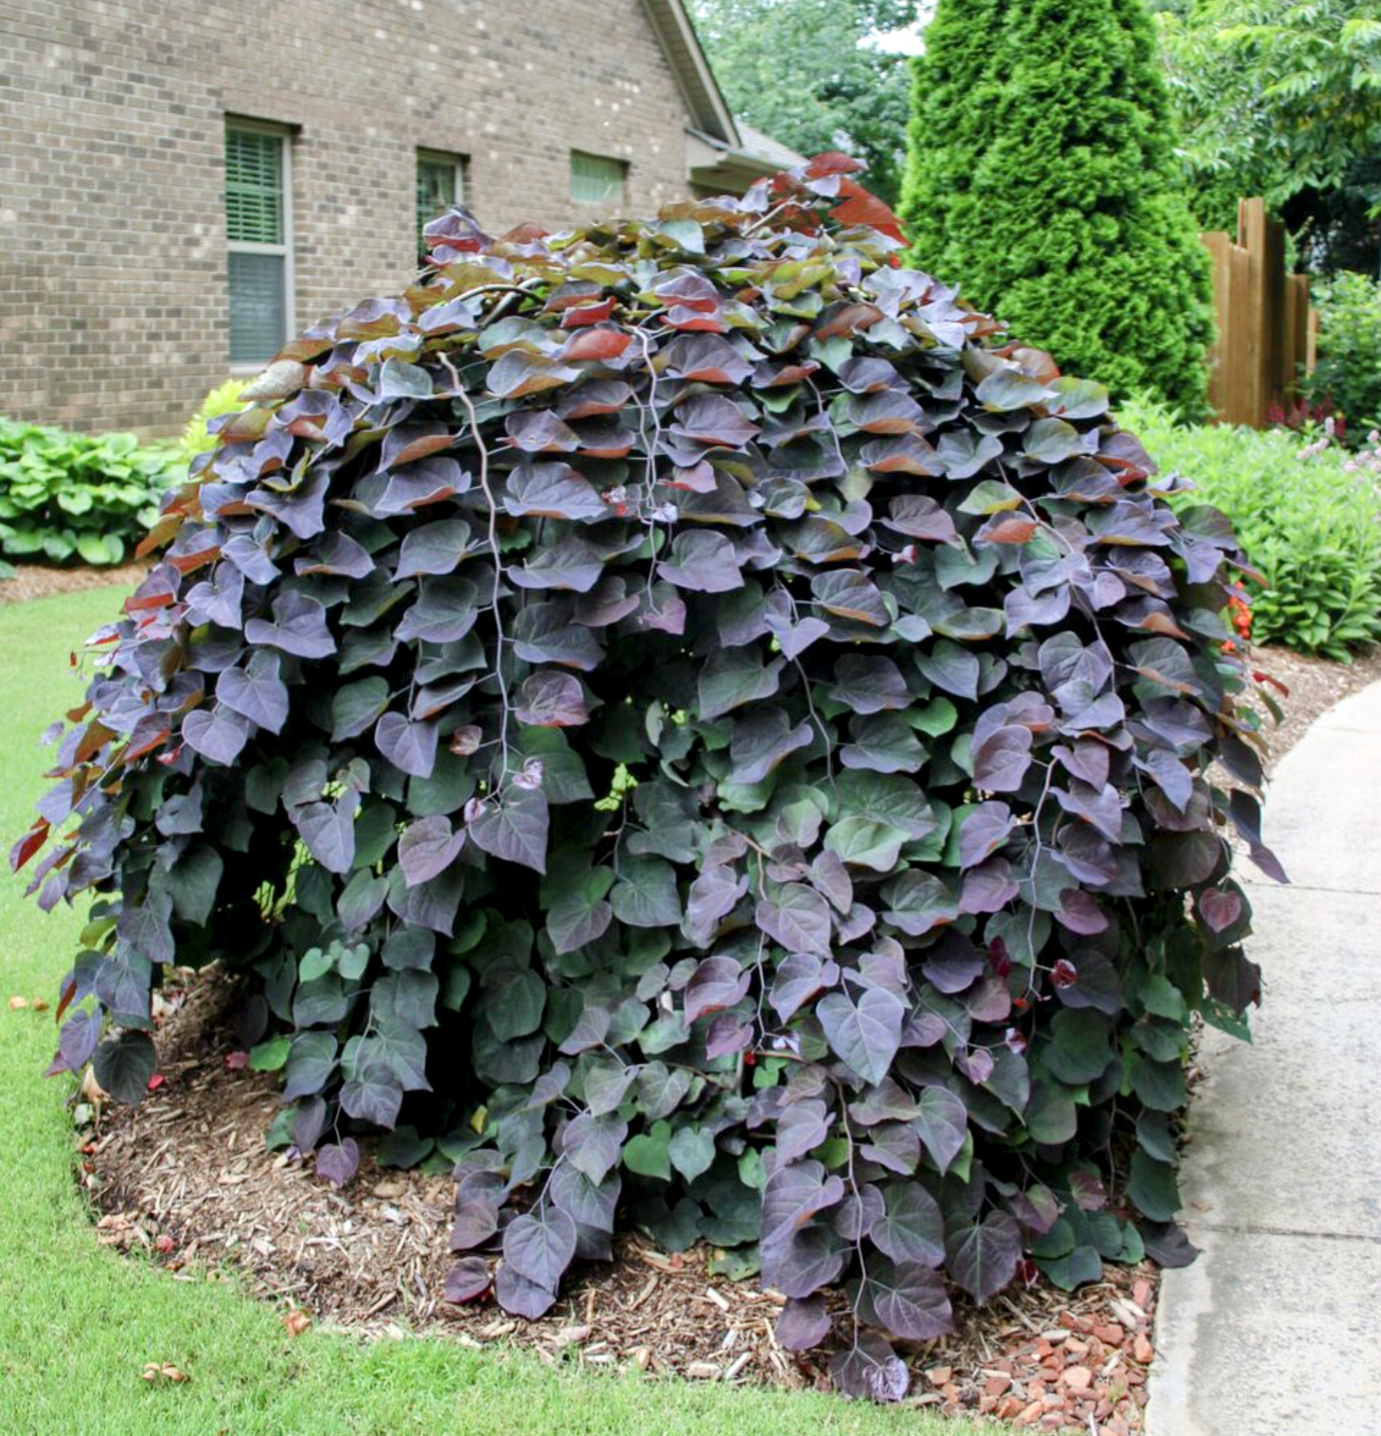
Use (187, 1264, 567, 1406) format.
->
(900, 0, 1213, 413)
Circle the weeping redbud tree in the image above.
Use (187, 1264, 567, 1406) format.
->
(15, 155, 1279, 1401)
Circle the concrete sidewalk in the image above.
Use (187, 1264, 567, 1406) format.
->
(1148, 682, 1381, 1436)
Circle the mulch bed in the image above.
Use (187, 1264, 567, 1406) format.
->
(6, 556, 1374, 1429)
(1245, 643, 1381, 763)
(78, 967, 1158, 1431)
(0, 561, 149, 607)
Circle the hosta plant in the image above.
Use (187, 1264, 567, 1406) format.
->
(0, 417, 180, 571)
(16, 157, 1279, 1401)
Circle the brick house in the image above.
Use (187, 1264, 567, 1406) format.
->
(0, 0, 800, 436)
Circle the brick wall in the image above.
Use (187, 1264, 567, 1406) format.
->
(0, 0, 698, 436)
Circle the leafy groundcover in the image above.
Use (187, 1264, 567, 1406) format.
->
(15, 156, 1279, 1401)
(0, 417, 179, 575)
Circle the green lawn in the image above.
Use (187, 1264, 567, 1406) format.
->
(0, 588, 959, 1436)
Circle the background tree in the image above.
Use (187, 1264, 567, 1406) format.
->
(900, 0, 1214, 412)
(1152, 0, 1381, 273)
(687, 0, 921, 206)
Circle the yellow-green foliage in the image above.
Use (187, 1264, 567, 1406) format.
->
(900, 0, 1214, 415)
(178, 379, 250, 464)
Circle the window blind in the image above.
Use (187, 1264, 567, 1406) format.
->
(570, 151, 625, 206)
(225, 122, 289, 366)
(417, 153, 461, 250)
(226, 127, 284, 246)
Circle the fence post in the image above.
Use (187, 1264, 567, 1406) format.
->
(1201, 199, 1319, 429)
(1201, 231, 1233, 422)
(1284, 273, 1310, 402)
(1238, 198, 1270, 426)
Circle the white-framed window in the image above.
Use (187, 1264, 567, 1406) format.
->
(225, 119, 293, 369)
(570, 150, 626, 207)
(417, 149, 466, 253)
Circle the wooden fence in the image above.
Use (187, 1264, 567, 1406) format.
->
(1201, 198, 1319, 428)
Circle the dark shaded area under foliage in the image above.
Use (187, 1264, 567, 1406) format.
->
(17, 157, 1276, 1401)
(1283, 157, 1381, 278)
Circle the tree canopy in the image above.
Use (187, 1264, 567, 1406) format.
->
(1153, 1, 1381, 271)
(687, 0, 922, 206)
(900, 0, 1214, 411)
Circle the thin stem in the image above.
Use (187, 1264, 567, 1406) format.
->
(628, 326, 668, 612)
(441, 352, 513, 788)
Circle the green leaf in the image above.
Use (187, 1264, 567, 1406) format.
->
(483, 963, 546, 1042)
(1128, 1149, 1181, 1221)
(958, 479, 1023, 515)
(1044, 1009, 1115, 1085)
(282, 1032, 338, 1099)
(1036, 1245, 1103, 1291)
(624, 1121, 673, 1181)
(636, 1062, 692, 1121)
(377, 1125, 435, 1169)
(332, 677, 390, 741)
(1128, 1052, 1187, 1112)
(92, 1031, 156, 1104)
(249, 1034, 291, 1072)
(975, 367, 1051, 411)
(823, 815, 906, 872)
(610, 857, 681, 928)
(1024, 1081, 1079, 1145)
(911, 696, 958, 737)
(75, 531, 123, 565)
(656, 218, 705, 254)
(1139, 973, 1188, 1021)
(668, 1125, 716, 1182)
(545, 864, 615, 954)
(378, 357, 433, 400)
(160, 844, 223, 926)
(56, 488, 95, 516)
(439, 963, 472, 1013)
(298, 947, 335, 983)
(698, 648, 784, 721)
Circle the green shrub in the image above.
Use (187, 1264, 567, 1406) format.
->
(1120, 394, 1381, 660)
(178, 379, 251, 466)
(899, 0, 1214, 415)
(1300, 271, 1381, 441)
(19, 161, 1274, 1399)
(0, 418, 182, 572)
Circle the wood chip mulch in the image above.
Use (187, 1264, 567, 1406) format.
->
(0, 561, 148, 607)
(67, 971, 1154, 1432)
(1247, 643, 1381, 766)
(35, 634, 1381, 1431)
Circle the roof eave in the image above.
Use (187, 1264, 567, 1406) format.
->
(641, 0, 740, 147)
(685, 128, 804, 196)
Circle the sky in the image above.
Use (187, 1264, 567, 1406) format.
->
(867, 2, 935, 56)
(869, 20, 929, 55)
